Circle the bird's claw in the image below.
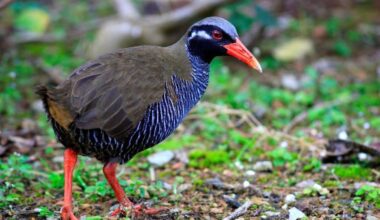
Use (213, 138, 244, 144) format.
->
(109, 205, 128, 217)
(109, 204, 167, 217)
(61, 205, 78, 220)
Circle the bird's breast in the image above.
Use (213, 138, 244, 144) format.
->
(123, 71, 209, 152)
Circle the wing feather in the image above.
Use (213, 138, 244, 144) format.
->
(62, 47, 177, 139)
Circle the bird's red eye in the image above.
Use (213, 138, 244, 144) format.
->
(212, 30, 223, 40)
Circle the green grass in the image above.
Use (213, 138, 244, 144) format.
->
(0, 2, 379, 218)
(332, 165, 373, 181)
(189, 149, 231, 168)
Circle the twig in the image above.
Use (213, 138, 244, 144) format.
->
(283, 96, 358, 133)
(149, 0, 233, 31)
(184, 101, 326, 155)
(223, 200, 253, 220)
(113, 0, 140, 19)
(191, 102, 263, 127)
(9, 34, 63, 45)
(0, 0, 13, 11)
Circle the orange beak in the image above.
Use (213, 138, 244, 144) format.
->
(224, 38, 262, 73)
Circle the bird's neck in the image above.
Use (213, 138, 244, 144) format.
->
(166, 35, 210, 81)
(185, 44, 210, 80)
(166, 36, 210, 106)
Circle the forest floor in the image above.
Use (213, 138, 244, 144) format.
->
(1, 1, 380, 220)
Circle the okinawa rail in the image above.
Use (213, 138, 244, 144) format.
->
(37, 17, 262, 219)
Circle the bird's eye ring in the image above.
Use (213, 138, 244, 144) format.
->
(212, 30, 223, 40)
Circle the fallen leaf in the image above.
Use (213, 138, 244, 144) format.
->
(273, 38, 314, 62)
(250, 196, 269, 205)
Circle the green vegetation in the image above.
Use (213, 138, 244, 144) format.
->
(1, 0, 379, 219)
(354, 185, 380, 209)
(267, 147, 298, 167)
(189, 149, 230, 168)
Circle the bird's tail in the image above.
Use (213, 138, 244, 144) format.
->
(35, 85, 51, 114)
(35, 85, 74, 130)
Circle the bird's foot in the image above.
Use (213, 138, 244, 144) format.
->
(133, 204, 167, 216)
(61, 205, 78, 220)
(110, 203, 167, 217)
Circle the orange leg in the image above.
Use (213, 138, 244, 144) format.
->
(103, 162, 166, 217)
(61, 148, 78, 220)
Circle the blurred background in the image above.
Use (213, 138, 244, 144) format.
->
(0, 0, 380, 219)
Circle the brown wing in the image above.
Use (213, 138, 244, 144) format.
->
(56, 46, 177, 139)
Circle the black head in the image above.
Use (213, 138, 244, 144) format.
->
(186, 17, 262, 72)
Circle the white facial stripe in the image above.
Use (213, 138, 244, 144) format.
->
(189, 31, 197, 39)
(197, 30, 211, 39)
(189, 30, 211, 40)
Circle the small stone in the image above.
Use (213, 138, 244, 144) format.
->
(245, 170, 256, 176)
(312, 58, 336, 73)
(320, 188, 329, 196)
(281, 74, 300, 90)
(235, 160, 244, 169)
(174, 150, 189, 164)
(289, 207, 306, 220)
(206, 178, 225, 189)
(358, 153, 368, 161)
(311, 183, 329, 195)
(363, 122, 370, 130)
(147, 150, 174, 167)
(296, 180, 316, 188)
(32, 100, 45, 113)
(338, 131, 348, 140)
(263, 191, 272, 198)
(243, 180, 250, 188)
(366, 215, 378, 220)
(282, 204, 288, 210)
(52, 156, 64, 163)
(162, 182, 172, 190)
(285, 194, 296, 204)
(253, 161, 273, 172)
(265, 211, 281, 217)
(178, 183, 192, 193)
(312, 183, 322, 191)
(280, 141, 288, 148)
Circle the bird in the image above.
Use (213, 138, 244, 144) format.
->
(36, 16, 262, 219)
